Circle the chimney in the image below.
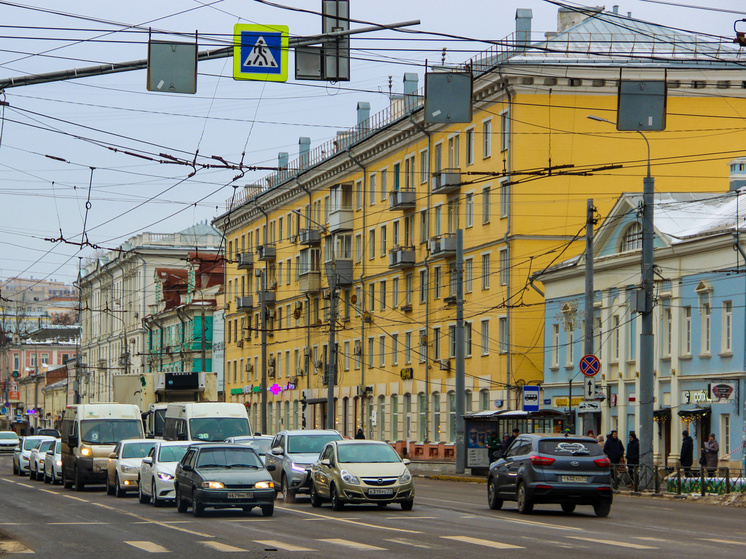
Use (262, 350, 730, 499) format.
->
(515, 9, 533, 51)
(357, 101, 371, 133)
(403, 73, 419, 96)
(557, 6, 603, 32)
(278, 152, 288, 170)
(613, 5, 619, 14)
(299, 137, 311, 167)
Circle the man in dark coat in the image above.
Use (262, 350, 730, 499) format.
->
(626, 432, 640, 485)
(680, 430, 694, 476)
(703, 433, 719, 476)
(603, 430, 625, 463)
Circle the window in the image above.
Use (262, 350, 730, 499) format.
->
(612, 315, 620, 361)
(419, 210, 428, 243)
(500, 181, 509, 218)
(368, 229, 375, 260)
(482, 187, 491, 224)
(551, 324, 560, 367)
(433, 266, 441, 299)
(447, 134, 460, 168)
(481, 319, 490, 356)
(405, 155, 415, 189)
(419, 329, 427, 363)
(498, 317, 508, 353)
(465, 322, 472, 357)
(380, 224, 387, 257)
(500, 110, 509, 152)
(702, 302, 711, 354)
(369, 283, 375, 313)
(433, 205, 442, 236)
(355, 233, 362, 263)
(683, 306, 692, 355)
(432, 393, 441, 442)
(286, 259, 292, 284)
(420, 148, 429, 184)
(464, 258, 473, 293)
(480, 389, 490, 411)
(380, 281, 387, 311)
(393, 162, 401, 190)
(482, 119, 492, 158)
(499, 249, 508, 286)
(621, 222, 642, 252)
(419, 269, 427, 303)
(392, 334, 399, 366)
(392, 277, 400, 308)
(278, 262, 283, 286)
(447, 199, 459, 233)
(663, 307, 672, 357)
(405, 274, 413, 305)
(369, 173, 376, 205)
(379, 335, 386, 367)
(448, 392, 456, 442)
(278, 217, 283, 241)
(723, 301, 733, 352)
(448, 325, 456, 358)
(465, 128, 474, 165)
(368, 337, 375, 368)
(434, 143, 442, 174)
(391, 395, 399, 440)
(465, 193, 473, 228)
(405, 332, 412, 364)
(482, 254, 490, 290)
(418, 393, 427, 441)
(721, 415, 731, 455)
(355, 180, 363, 210)
(566, 329, 575, 366)
(381, 169, 388, 201)
(433, 326, 441, 360)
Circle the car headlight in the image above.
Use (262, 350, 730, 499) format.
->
(399, 470, 412, 484)
(157, 472, 174, 481)
(202, 481, 225, 489)
(291, 463, 309, 473)
(80, 447, 92, 457)
(254, 481, 274, 489)
(121, 465, 138, 474)
(55, 460, 62, 467)
(340, 470, 360, 485)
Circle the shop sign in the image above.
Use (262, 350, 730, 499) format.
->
(682, 390, 712, 404)
(554, 397, 584, 407)
(709, 382, 736, 401)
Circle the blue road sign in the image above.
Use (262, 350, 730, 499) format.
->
(233, 24, 288, 82)
(522, 385, 540, 412)
(579, 354, 601, 377)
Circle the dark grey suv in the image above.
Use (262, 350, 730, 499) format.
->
(487, 434, 612, 517)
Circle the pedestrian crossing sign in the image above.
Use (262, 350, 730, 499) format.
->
(233, 24, 289, 82)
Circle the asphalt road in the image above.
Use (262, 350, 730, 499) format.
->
(1, 453, 745, 558)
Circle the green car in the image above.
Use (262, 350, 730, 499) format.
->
(309, 440, 414, 511)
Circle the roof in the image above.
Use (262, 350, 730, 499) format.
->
(179, 221, 221, 237)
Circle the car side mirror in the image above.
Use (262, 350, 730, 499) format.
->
(142, 457, 153, 465)
(320, 459, 331, 466)
(181, 464, 193, 472)
(108, 452, 117, 460)
(402, 458, 410, 465)
(271, 446, 283, 455)
(46, 450, 54, 455)
(266, 464, 276, 472)
(68, 436, 77, 448)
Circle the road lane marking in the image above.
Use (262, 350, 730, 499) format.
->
(0, 541, 33, 554)
(63, 495, 88, 502)
(634, 537, 670, 543)
(281, 506, 421, 534)
(493, 517, 582, 532)
(201, 542, 246, 552)
(254, 540, 316, 552)
(385, 538, 438, 549)
(125, 541, 170, 553)
(0, 478, 18, 484)
(48, 522, 108, 525)
(91, 502, 214, 538)
(566, 536, 655, 550)
(442, 536, 524, 550)
(16, 483, 33, 488)
(318, 539, 386, 551)
(699, 538, 746, 546)
(39, 489, 57, 495)
(386, 516, 436, 520)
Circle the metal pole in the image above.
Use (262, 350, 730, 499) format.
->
(326, 270, 337, 430)
(568, 379, 574, 434)
(260, 271, 267, 435)
(455, 229, 466, 474)
(583, 199, 595, 436)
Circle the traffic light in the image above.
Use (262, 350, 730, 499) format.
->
(11, 371, 19, 378)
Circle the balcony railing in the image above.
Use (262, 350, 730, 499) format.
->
(328, 207, 353, 233)
(389, 189, 416, 210)
(429, 234, 457, 258)
(432, 168, 462, 195)
(257, 244, 276, 261)
(299, 228, 322, 246)
(299, 271, 321, 293)
(236, 296, 254, 311)
(388, 246, 416, 269)
(237, 252, 253, 269)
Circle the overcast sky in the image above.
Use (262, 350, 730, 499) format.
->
(0, 0, 743, 287)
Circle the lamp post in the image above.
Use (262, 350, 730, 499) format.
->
(588, 115, 655, 480)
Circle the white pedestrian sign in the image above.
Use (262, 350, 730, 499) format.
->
(243, 37, 278, 68)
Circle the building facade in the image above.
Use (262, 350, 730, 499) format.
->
(215, 6, 746, 446)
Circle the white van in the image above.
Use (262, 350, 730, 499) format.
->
(60, 404, 144, 491)
(163, 402, 252, 442)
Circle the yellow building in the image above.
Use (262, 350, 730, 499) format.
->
(215, 7, 746, 445)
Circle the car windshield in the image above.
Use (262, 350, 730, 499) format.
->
(158, 445, 189, 463)
(288, 434, 341, 454)
(23, 438, 43, 450)
(196, 448, 262, 469)
(337, 443, 401, 463)
(122, 442, 155, 459)
(80, 419, 142, 445)
(538, 439, 604, 457)
(189, 417, 251, 442)
(40, 440, 55, 453)
(0, 433, 18, 440)
(153, 409, 166, 438)
(55, 440, 61, 453)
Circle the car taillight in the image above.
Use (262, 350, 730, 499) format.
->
(594, 457, 611, 468)
(529, 455, 555, 466)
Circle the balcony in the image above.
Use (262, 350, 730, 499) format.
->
(258, 290, 276, 305)
(299, 271, 321, 294)
(299, 228, 322, 246)
(388, 246, 416, 269)
(328, 207, 353, 233)
(429, 233, 457, 258)
(236, 296, 254, 311)
(325, 259, 353, 286)
(389, 189, 416, 210)
(432, 168, 461, 195)
(237, 252, 253, 269)
(257, 244, 276, 261)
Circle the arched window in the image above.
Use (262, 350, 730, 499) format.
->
(447, 391, 456, 442)
(377, 395, 386, 440)
(292, 400, 299, 430)
(391, 394, 399, 441)
(431, 392, 441, 442)
(620, 222, 642, 252)
(403, 393, 412, 440)
(417, 392, 427, 442)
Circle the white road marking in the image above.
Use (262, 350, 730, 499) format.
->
(442, 535, 524, 550)
(634, 537, 670, 543)
(0, 541, 34, 554)
(48, 522, 108, 525)
(699, 538, 746, 546)
(201, 541, 246, 552)
(566, 536, 656, 550)
(493, 516, 582, 532)
(318, 538, 386, 551)
(16, 483, 33, 488)
(281, 507, 421, 534)
(0, 478, 17, 484)
(254, 540, 316, 552)
(91, 502, 214, 538)
(63, 495, 88, 502)
(642, 506, 673, 511)
(386, 516, 436, 520)
(385, 538, 438, 549)
(39, 489, 57, 495)
(125, 541, 170, 553)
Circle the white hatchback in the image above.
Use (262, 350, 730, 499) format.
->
(138, 441, 191, 506)
(106, 439, 156, 497)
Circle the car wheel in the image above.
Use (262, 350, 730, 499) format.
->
(593, 501, 611, 518)
(175, 486, 188, 513)
(12, 459, 18, 476)
(309, 482, 322, 508)
(330, 484, 344, 511)
(106, 475, 114, 495)
(74, 467, 85, 492)
(114, 474, 126, 498)
(561, 503, 576, 514)
(138, 478, 150, 504)
(261, 505, 274, 517)
(44, 471, 51, 484)
(281, 474, 296, 503)
(62, 468, 73, 489)
(487, 477, 503, 510)
(151, 479, 163, 507)
(30, 466, 36, 481)
(516, 483, 533, 514)
(400, 499, 414, 511)
(192, 494, 204, 517)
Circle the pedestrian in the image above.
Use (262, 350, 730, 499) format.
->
(626, 432, 640, 487)
(680, 429, 694, 476)
(500, 433, 511, 453)
(702, 433, 719, 476)
(586, 429, 595, 439)
(596, 434, 605, 450)
(354, 428, 365, 440)
(604, 430, 625, 488)
(486, 431, 501, 462)
(507, 428, 520, 448)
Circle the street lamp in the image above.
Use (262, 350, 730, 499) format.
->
(588, 114, 655, 480)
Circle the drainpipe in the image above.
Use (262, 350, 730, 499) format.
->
(409, 113, 432, 442)
(347, 148, 367, 433)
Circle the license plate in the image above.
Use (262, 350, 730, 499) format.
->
(227, 492, 253, 499)
(562, 475, 588, 483)
(368, 488, 394, 495)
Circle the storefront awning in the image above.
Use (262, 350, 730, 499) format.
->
(677, 407, 710, 419)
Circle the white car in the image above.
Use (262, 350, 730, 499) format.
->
(225, 435, 273, 465)
(43, 439, 63, 484)
(29, 438, 57, 480)
(12, 435, 55, 476)
(138, 441, 190, 506)
(0, 431, 19, 453)
(106, 439, 156, 497)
